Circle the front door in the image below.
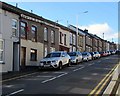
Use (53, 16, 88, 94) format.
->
(21, 47, 26, 69)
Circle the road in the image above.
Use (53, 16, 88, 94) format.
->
(2, 55, 119, 95)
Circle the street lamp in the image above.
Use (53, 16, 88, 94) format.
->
(76, 11, 88, 51)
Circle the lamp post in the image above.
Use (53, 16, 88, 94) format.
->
(76, 11, 88, 51)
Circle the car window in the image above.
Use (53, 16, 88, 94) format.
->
(45, 53, 61, 58)
(82, 52, 87, 55)
(68, 52, 76, 56)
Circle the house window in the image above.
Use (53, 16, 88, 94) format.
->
(78, 36, 83, 46)
(51, 30, 55, 43)
(70, 45, 72, 52)
(73, 34, 76, 45)
(30, 49, 37, 61)
(31, 25, 37, 42)
(60, 32, 63, 44)
(50, 47, 55, 52)
(70, 33, 72, 44)
(0, 40, 3, 62)
(12, 19, 18, 37)
(20, 22, 27, 39)
(44, 45, 47, 57)
(44, 27, 48, 41)
(64, 34, 67, 45)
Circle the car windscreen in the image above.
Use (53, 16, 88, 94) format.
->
(82, 53, 87, 55)
(45, 53, 61, 58)
(68, 52, 76, 56)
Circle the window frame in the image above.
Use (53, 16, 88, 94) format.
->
(0, 39, 4, 63)
(44, 27, 48, 41)
(30, 49, 37, 61)
(31, 25, 37, 42)
(60, 32, 63, 44)
(20, 21, 27, 39)
(12, 19, 18, 37)
(64, 34, 67, 45)
(51, 30, 55, 44)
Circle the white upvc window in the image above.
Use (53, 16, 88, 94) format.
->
(44, 45, 47, 57)
(12, 19, 18, 37)
(44, 27, 48, 41)
(51, 30, 55, 43)
(73, 34, 76, 45)
(0, 39, 4, 63)
(70, 45, 72, 52)
(70, 33, 72, 44)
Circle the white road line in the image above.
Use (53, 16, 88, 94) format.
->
(41, 73, 68, 83)
(88, 63, 94, 66)
(73, 67, 84, 72)
(52, 72, 66, 74)
(36, 75, 53, 78)
(6, 89, 24, 96)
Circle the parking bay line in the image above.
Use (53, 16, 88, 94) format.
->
(73, 66, 85, 72)
(6, 89, 24, 96)
(41, 72, 68, 83)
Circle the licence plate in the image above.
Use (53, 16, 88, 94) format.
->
(44, 65, 50, 67)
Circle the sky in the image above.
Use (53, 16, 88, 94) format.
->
(5, 1, 118, 44)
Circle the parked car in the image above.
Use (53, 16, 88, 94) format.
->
(94, 52, 101, 59)
(82, 52, 92, 61)
(89, 52, 96, 60)
(99, 51, 106, 57)
(39, 51, 71, 70)
(116, 50, 120, 55)
(110, 50, 116, 55)
(68, 51, 82, 64)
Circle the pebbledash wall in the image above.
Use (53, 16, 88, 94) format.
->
(0, 7, 20, 72)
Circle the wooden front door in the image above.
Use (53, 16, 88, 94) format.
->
(21, 47, 26, 68)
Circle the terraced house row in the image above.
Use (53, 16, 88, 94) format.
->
(0, 2, 117, 72)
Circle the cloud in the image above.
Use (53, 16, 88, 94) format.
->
(79, 23, 118, 42)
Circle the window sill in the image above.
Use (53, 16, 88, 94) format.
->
(0, 61, 5, 64)
(30, 60, 37, 61)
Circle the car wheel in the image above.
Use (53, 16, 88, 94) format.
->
(58, 62, 62, 70)
(76, 59, 78, 64)
(67, 60, 71, 67)
(86, 58, 88, 62)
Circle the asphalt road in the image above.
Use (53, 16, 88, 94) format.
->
(2, 55, 119, 95)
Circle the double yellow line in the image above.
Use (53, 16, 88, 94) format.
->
(88, 63, 119, 96)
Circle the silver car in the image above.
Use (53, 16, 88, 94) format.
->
(82, 52, 92, 61)
(68, 51, 82, 64)
(39, 51, 71, 70)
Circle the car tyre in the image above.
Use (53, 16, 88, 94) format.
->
(58, 62, 62, 70)
(76, 59, 78, 64)
(67, 60, 71, 67)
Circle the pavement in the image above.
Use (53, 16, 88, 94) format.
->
(1, 67, 39, 81)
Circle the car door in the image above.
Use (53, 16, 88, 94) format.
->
(61, 53, 66, 65)
(77, 52, 81, 62)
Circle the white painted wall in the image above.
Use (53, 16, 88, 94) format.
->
(21, 39, 43, 66)
(0, 9, 19, 72)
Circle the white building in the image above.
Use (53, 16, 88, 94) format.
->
(0, 4, 20, 72)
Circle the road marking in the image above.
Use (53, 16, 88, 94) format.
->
(41, 72, 68, 83)
(88, 63, 94, 66)
(73, 67, 84, 72)
(6, 89, 24, 96)
(4, 85, 14, 88)
(52, 71, 67, 74)
(88, 64, 118, 96)
(1, 72, 39, 83)
(36, 75, 53, 78)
